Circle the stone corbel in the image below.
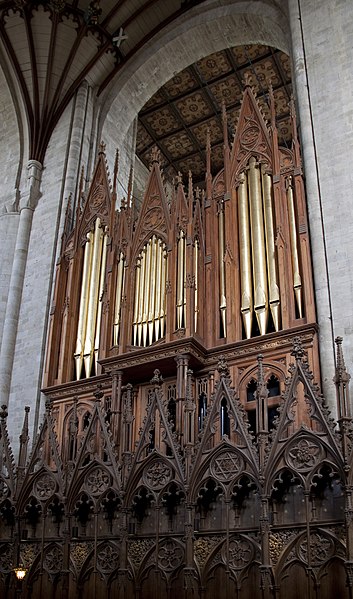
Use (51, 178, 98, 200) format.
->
(19, 159, 43, 211)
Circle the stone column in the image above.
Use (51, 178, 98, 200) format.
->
(288, 0, 336, 415)
(0, 160, 42, 406)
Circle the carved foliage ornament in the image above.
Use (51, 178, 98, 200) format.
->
(128, 539, 154, 567)
(194, 536, 223, 567)
(0, 544, 13, 573)
(71, 542, 93, 574)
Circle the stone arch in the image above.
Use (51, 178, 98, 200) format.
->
(99, 1, 290, 164)
(0, 62, 26, 209)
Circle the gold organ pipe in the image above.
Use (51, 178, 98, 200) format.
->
(148, 235, 157, 344)
(94, 229, 108, 368)
(142, 240, 152, 346)
(287, 178, 303, 317)
(177, 230, 185, 329)
(218, 201, 227, 336)
(133, 259, 141, 346)
(154, 240, 162, 341)
(137, 246, 147, 346)
(262, 170, 280, 331)
(160, 247, 167, 336)
(74, 230, 93, 380)
(194, 240, 199, 333)
(238, 172, 253, 339)
(114, 252, 125, 346)
(84, 218, 103, 377)
(248, 157, 268, 336)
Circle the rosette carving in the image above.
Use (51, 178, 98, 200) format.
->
(286, 437, 323, 472)
(143, 461, 172, 489)
(85, 467, 110, 496)
(33, 474, 56, 500)
(158, 540, 184, 572)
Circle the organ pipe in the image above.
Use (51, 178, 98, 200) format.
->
(142, 241, 152, 346)
(218, 200, 226, 336)
(262, 170, 280, 331)
(74, 230, 93, 379)
(94, 229, 108, 369)
(177, 230, 186, 329)
(113, 252, 125, 346)
(83, 218, 103, 377)
(238, 172, 253, 339)
(132, 238, 168, 347)
(137, 246, 147, 346)
(248, 157, 268, 336)
(132, 259, 141, 346)
(148, 235, 157, 342)
(287, 177, 303, 318)
(154, 239, 162, 341)
(194, 239, 199, 333)
(160, 245, 167, 338)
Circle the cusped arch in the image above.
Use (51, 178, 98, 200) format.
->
(274, 527, 346, 585)
(67, 461, 114, 510)
(238, 360, 286, 394)
(267, 466, 304, 503)
(124, 453, 178, 506)
(17, 466, 58, 512)
(190, 442, 257, 502)
(264, 428, 344, 494)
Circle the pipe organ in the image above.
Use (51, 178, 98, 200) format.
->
(31, 80, 332, 599)
(44, 81, 315, 390)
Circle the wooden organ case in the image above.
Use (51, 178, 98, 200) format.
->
(1, 81, 352, 599)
